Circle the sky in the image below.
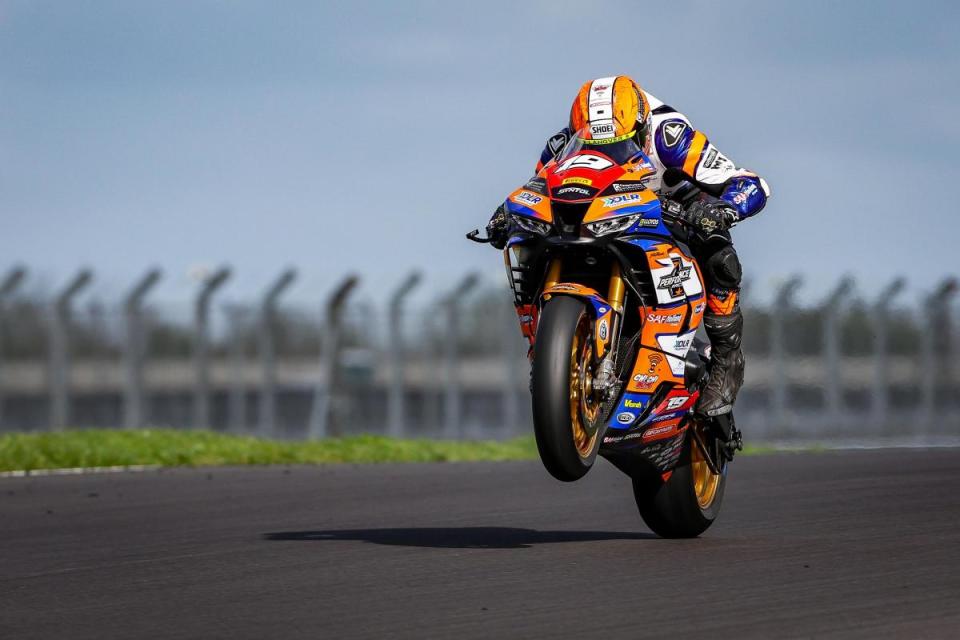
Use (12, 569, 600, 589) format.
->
(2, 0, 959, 309)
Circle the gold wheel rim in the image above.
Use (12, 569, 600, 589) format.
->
(569, 316, 600, 459)
(690, 426, 721, 509)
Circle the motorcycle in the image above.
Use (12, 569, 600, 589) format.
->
(467, 129, 742, 538)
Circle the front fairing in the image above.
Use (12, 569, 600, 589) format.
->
(503, 130, 666, 243)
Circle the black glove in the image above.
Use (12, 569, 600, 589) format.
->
(486, 204, 509, 250)
(683, 199, 738, 235)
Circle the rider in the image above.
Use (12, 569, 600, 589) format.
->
(486, 76, 770, 418)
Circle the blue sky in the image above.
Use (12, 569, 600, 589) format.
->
(1, 0, 958, 306)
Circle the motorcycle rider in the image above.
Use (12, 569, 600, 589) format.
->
(486, 76, 770, 418)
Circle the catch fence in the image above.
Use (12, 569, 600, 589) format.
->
(0, 266, 957, 443)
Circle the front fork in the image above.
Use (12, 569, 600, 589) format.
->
(512, 255, 628, 373)
(593, 262, 625, 394)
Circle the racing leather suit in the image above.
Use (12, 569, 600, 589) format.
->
(535, 91, 771, 417)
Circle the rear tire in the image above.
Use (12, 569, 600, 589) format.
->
(531, 296, 602, 482)
(632, 429, 726, 538)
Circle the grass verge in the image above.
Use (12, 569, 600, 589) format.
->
(0, 429, 771, 473)
(0, 429, 540, 472)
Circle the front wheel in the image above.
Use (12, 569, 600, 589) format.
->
(531, 296, 603, 482)
(632, 424, 727, 538)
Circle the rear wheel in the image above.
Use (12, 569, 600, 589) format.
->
(632, 422, 727, 538)
(531, 296, 602, 482)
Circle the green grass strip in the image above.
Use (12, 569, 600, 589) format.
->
(0, 429, 540, 472)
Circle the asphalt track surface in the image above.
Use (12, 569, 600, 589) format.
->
(2, 449, 959, 639)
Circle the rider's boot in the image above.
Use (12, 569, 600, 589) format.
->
(697, 307, 745, 418)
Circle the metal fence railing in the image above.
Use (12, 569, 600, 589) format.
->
(0, 265, 957, 443)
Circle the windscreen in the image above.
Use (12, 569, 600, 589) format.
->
(556, 127, 644, 167)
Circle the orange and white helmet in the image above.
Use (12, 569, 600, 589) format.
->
(569, 76, 652, 149)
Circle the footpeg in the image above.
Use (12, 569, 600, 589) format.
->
(721, 425, 743, 461)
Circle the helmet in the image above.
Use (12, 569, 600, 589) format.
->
(569, 76, 652, 150)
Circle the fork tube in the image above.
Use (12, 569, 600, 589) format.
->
(607, 263, 625, 312)
(544, 259, 562, 290)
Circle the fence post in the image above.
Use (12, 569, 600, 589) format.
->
(871, 278, 905, 427)
(225, 304, 252, 433)
(822, 276, 855, 425)
(258, 269, 297, 437)
(49, 269, 93, 430)
(771, 275, 802, 432)
(920, 278, 958, 432)
(0, 267, 27, 430)
(387, 271, 422, 438)
(309, 275, 359, 439)
(123, 269, 161, 430)
(500, 297, 522, 438)
(193, 267, 231, 430)
(443, 273, 479, 439)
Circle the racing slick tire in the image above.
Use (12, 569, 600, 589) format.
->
(531, 295, 603, 482)
(632, 431, 727, 538)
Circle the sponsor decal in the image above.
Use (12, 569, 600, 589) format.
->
(562, 177, 593, 186)
(612, 182, 647, 193)
(582, 131, 634, 145)
(590, 122, 616, 138)
(665, 396, 688, 410)
(652, 411, 680, 423)
(602, 193, 642, 208)
(656, 256, 693, 297)
(733, 192, 748, 205)
(647, 312, 682, 324)
(556, 186, 591, 196)
(513, 191, 542, 205)
(694, 302, 705, 314)
(603, 435, 623, 444)
(598, 319, 608, 340)
(624, 398, 645, 409)
(617, 412, 635, 425)
(658, 333, 693, 356)
(633, 373, 659, 388)
(549, 284, 579, 291)
(635, 218, 660, 228)
(524, 177, 548, 194)
(703, 148, 718, 169)
(644, 423, 676, 438)
(646, 353, 663, 373)
(662, 121, 687, 148)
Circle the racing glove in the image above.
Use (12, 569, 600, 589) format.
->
(486, 204, 509, 250)
(683, 199, 739, 235)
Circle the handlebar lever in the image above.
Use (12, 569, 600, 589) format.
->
(466, 229, 494, 244)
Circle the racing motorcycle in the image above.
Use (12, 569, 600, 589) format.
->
(467, 130, 742, 538)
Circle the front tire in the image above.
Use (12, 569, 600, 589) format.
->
(531, 296, 602, 482)
(632, 426, 727, 538)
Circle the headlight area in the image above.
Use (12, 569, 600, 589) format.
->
(511, 213, 552, 236)
(584, 214, 640, 237)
